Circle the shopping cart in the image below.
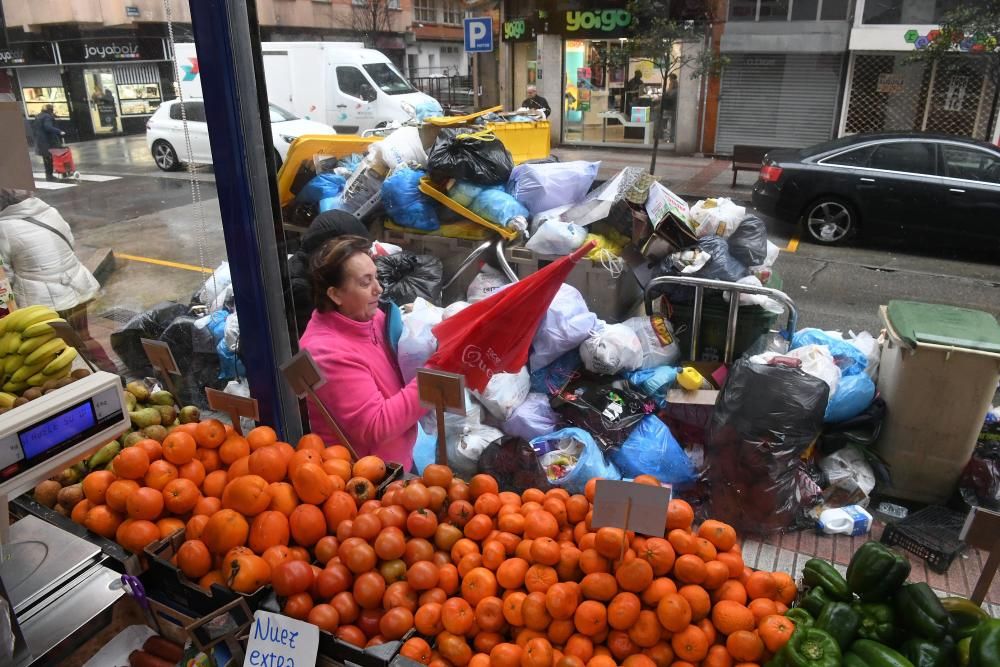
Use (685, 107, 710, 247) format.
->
(48, 141, 80, 181)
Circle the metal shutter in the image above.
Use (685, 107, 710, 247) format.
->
(116, 63, 160, 85)
(715, 53, 843, 155)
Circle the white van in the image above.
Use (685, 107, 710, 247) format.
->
(173, 42, 438, 134)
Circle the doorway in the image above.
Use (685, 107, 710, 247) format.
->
(84, 68, 122, 135)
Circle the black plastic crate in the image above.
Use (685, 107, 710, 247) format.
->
(880, 505, 967, 574)
(376, 461, 406, 498)
(319, 628, 412, 667)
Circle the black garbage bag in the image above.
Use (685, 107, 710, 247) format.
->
(960, 423, 1000, 511)
(110, 302, 190, 374)
(706, 358, 829, 534)
(160, 316, 226, 409)
(478, 436, 552, 494)
(427, 128, 514, 185)
(375, 253, 444, 306)
(727, 216, 769, 267)
(550, 376, 655, 450)
(652, 235, 750, 305)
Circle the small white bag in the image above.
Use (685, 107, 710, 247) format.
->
(579, 323, 644, 375)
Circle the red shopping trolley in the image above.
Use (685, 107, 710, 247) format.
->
(49, 140, 80, 180)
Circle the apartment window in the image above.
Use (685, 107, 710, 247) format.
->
(442, 1, 462, 25)
(414, 0, 437, 23)
(759, 0, 790, 20)
(791, 0, 819, 20)
(863, 0, 962, 25)
(732, 0, 850, 21)
(819, 0, 848, 19)
(729, 0, 757, 20)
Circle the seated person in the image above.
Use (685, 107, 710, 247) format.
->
(299, 236, 428, 468)
(520, 85, 551, 117)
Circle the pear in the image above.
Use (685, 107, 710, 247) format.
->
(125, 381, 150, 403)
(150, 390, 175, 406)
(155, 405, 177, 425)
(57, 483, 83, 508)
(129, 407, 162, 429)
(123, 391, 137, 412)
(123, 431, 147, 447)
(179, 405, 201, 424)
(57, 466, 82, 486)
(143, 425, 168, 443)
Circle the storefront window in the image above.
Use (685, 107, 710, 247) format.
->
(22, 87, 70, 118)
(83, 68, 122, 135)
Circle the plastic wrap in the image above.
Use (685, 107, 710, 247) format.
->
(427, 128, 514, 185)
(531, 428, 621, 494)
(552, 378, 655, 450)
(526, 219, 588, 256)
(472, 367, 531, 421)
(397, 298, 442, 383)
(529, 349, 582, 395)
(477, 436, 552, 494)
(726, 215, 768, 267)
(622, 315, 682, 370)
(530, 284, 599, 371)
(579, 323, 644, 375)
(610, 415, 698, 486)
(706, 358, 830, 534)
(381, 165, 440, 231)
(507, 161, 600, 215)
(791, 328, 869, 376)
(470, 188, 530, 227)
(502, 392, 561, 442)
(375, 252, 444, 306)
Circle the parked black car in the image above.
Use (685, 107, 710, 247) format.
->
(751, 132, 1000, 245)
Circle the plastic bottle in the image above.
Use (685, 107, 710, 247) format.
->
(818, 505, 873, 536)
(677, 366, 704, 391)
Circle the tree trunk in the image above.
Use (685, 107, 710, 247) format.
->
(648, 74, 669, 175)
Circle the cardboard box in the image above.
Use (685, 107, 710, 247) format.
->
(645, 182, 691, 228)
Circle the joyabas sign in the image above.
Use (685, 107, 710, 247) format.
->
(565, 9, 633, 32)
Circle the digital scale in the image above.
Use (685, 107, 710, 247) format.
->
(0, 371, 130, 666)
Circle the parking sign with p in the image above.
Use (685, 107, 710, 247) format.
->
(464, 17, 494, 53)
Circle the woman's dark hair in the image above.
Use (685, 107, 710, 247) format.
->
(309, 234, 372, 312)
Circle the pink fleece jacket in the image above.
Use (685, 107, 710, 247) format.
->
(299, 308, 426, 469)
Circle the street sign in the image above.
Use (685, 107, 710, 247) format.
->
(464, 17, 494, 53)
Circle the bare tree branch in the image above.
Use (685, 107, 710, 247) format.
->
(352, 0, 393, 48)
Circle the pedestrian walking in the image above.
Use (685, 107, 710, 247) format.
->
(32, 104, 65, 182)
(0, 189, 115, 372)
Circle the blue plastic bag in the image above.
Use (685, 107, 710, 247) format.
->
(530, 349, 582, 395)
(298, 173, 346, 205)
(449, 181, 483, 207)
(825, 373, 876, 423)
(470, 188, 530, 227)
(792, 328, 868, 376)
(610, 415, 697, 485)
(530, 428, 621, 494)
(414, 99, 444, 122)
(626, 366, 679, 408)
(381, 166, 440, 231)
(412, 423, 437, 475)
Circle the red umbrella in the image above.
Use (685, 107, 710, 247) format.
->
(428, 240, 597, 392)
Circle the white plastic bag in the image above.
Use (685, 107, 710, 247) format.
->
(397, 298, 443, 382)
(622, 315, 681, 369)
(721, 276, 784, 314)
(847, 330, 882, 381)
(818, 446, 876, 507)
(507, 161, 600, 215)
(580, 323, 644, 375)
(223, 311, 240, 352)
(224, 379, 256, 435)
(419, 391, 488, 479)
(473, 367, 531, 421)
(453, 424, 504, 480)
(669, 247, 712, 274)
(752, 344, 841, 396)
(689, 198, 746, 238)
(526, 219, 588, 256)
(443, 301, 470, 319)
(195, 262, 232, 309)
(750, 240, 781, 283)
(368, 127, 427, 170)
(466, 265, 510, 303)
(530, 284, 599, 370)
(530, 204, 574, 234)
(502, 392, 560, 442)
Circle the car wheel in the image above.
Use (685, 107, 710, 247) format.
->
(152, 140, 181, 172)
(802, 197, 857, 245)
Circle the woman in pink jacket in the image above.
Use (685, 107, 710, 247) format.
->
(299, 236, 428, 469)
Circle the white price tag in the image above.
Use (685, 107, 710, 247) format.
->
(244, 610, 318, 667)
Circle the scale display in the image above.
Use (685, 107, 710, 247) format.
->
(20, 403, 97, 460)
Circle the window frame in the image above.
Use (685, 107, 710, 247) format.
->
(938, 142, 1000, 185)
(728, 0, 848, 21)
(335, 65, 375, 101)
(442, 0, 462, 25)
(413, 0, 438, 23)
(866, 140, 939, 177)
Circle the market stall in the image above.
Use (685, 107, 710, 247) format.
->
(1, 105, 999, 667)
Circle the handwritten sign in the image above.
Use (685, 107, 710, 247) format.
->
(417, 369, 467, 465)
(140, 338, 180, 399)
(592, 479, 671, 538)
(205, 387, 259, 436)
(244, 610, 318, 667)
(280, 349, 357, 460)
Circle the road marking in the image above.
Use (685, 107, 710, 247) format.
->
(33, 172, 123, 184)
(116, 252, 214, 274)
(32, 180, 76, 190)
(784, 233, 800, 253)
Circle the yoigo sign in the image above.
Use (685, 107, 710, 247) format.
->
(563, 9, 633, 36)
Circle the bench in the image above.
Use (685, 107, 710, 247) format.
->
(731, 144, 773, 186)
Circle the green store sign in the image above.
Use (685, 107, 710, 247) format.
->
(564, 9, 633, 33)
(502, 8, 634, 41)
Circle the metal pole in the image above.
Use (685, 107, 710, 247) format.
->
(724, 289, 741, 364)
(690, 285, 704, 361)
(473, 52, 481, 109)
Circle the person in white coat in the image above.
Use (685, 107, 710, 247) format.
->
(0, 189, 114, 371)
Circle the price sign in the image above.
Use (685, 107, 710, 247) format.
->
(280, 350, 357, 460)
(417, 368, 466, 466)
(244, 610, 318, 667)
(205, 387, 259, 437)
(592, 479, 671, 541)
(140, 338, 180, 400)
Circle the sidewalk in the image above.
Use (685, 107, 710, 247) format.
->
(551, 145, 753, 203)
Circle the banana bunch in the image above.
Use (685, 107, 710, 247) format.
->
(0, 305, 77, 394)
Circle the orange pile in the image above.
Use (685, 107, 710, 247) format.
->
(73, 423, 798, 667)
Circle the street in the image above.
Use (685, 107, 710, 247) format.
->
(31, 135, 1000, 353)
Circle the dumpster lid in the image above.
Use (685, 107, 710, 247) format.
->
(885, 300, 1000, 353)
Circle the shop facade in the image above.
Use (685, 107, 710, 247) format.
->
(841, 0, 1000, 143)
(710, 0, 851, 155)
(501, 1, 704, 152)
(3, 35, 174, 140)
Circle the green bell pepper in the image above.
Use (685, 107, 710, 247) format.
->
(900, 637, 954, 667)
(846, 639, 916, 667)
(815, 601, 861, 651)
(802, 558, 853, 601)
(854, 602, 897, 645)
(800, 585, 834, 617)
(969, 617, 1000, 667)
(895, 583, 950, 642)
(785, 607, 815, 629)
(957, 636, 972, 667)
(842, 654, 869, 667)
(783, 627, 842, 667)
(847, 541, 911, 602)
(941, 596, 989, 640)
